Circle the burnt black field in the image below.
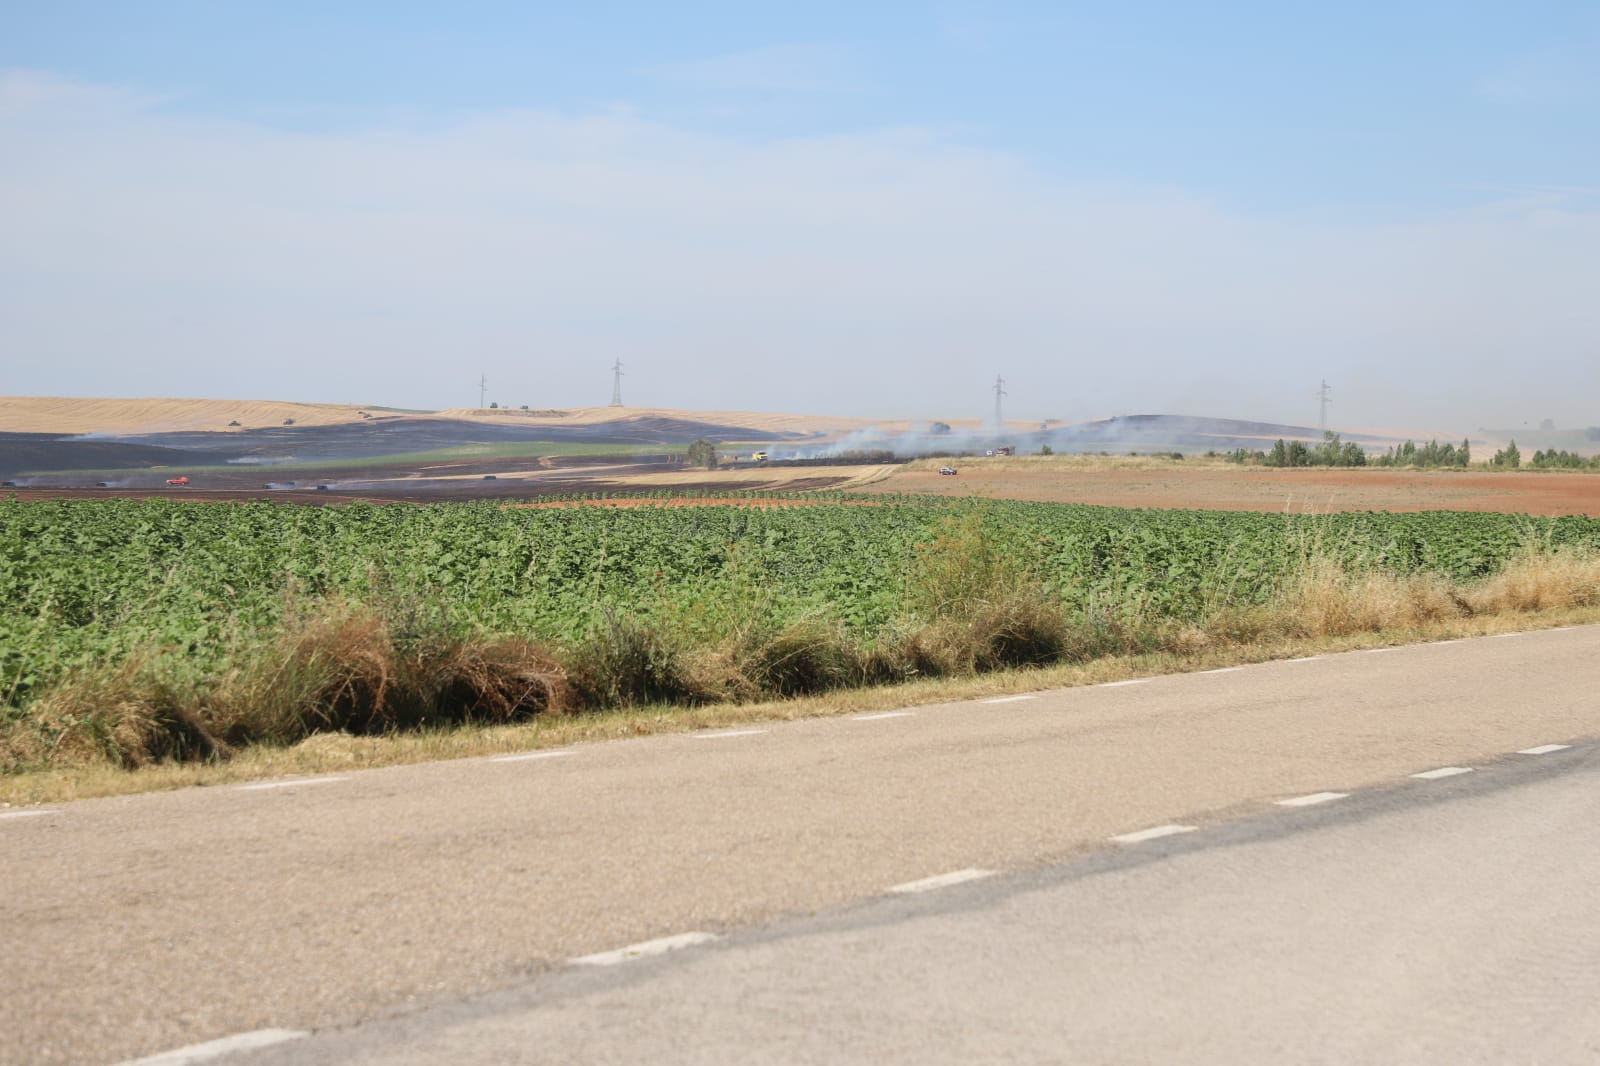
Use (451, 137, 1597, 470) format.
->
(1, 413, 815, 480)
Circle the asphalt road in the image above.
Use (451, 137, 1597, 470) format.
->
(250, 743, 1600, 1066)
(3, 626, 1597, 1065)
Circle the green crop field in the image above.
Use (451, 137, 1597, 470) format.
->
(6, 493, 1599, 719)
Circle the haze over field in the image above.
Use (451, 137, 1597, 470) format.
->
(3, 4, 1597, 430)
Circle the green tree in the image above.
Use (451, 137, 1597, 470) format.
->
(686, 439, 718, 470)
(1491, 440, 1521, 468)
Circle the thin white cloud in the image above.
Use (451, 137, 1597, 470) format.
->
(1, 72, 1597, 430)
(649, 43, 860, 94)
(0, 68, 176, 118)
(1474, 48, 1596, 103)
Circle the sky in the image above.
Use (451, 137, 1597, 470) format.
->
(3, 2, 1598, 432)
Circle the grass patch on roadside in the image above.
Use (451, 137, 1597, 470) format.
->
(6, 528, 1600, 804)
(5, 604, 1596, 807)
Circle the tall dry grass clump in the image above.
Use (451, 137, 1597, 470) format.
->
(3, 660, 229, 770)
(881, 506, 1091, 676)
(1, 598, 574, 771)
(733, 616, 860, 697)
(566, 609, 702, 709)
(1278, 555, 1465, 637)
(1465, 545, 1600, 613)
(213, 601, 572, 740)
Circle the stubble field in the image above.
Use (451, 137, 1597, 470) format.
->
(863, 456, 1600, 516)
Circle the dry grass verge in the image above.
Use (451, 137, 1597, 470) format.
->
(6, 605, 1597, 807)
(6, 542, 1600, 802)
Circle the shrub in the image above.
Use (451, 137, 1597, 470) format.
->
(567, 609, 700, 708)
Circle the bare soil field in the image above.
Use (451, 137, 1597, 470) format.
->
(859, 457, 1600, 516)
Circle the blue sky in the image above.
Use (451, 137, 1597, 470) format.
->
(3, 2, 1597, 429)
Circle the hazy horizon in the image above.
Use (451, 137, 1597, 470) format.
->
(4, 4, 1596, 432)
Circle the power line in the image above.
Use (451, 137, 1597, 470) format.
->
(610, 359, 625, 407)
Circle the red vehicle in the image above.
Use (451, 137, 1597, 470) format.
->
(165, 476, 190, 486)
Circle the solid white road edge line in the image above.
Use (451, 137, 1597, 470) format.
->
(113, 1028, 309, 1066)
(0, 809, 57, 821)
(851, 711, 915, 721)
(888, 868, 996, 894)
(979, 694, 1038, 704)
(1517, 744, 1571, 755)
(234, 776, 349, 792)
(490, 751, 575, 763)
(572, 931, 719, 966)
(691, 729, 768, 739)
(1286, 656, 1324, 663)
(1200, 667, 1242, 675)
(1276, 791, 1349, 807)
(1411, 766, 1474, 780)
(1110, 824, 1198, 845)
(1098, 679, 1150, 688)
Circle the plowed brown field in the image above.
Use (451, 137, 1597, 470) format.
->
(859, 459, 1600, 516)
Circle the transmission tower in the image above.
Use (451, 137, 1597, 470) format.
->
(610, 359, 625, 407)
(993, 374, 1007, 426)
(1317, 379, 1332, 430)
(479, 373, 487, 410)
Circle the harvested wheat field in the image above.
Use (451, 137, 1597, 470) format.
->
(0, 395, 912, 440)
(0, 396, 384, 434)
(859, 456, 1600, 516)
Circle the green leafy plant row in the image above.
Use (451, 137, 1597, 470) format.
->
(5, 495, 1599, 716)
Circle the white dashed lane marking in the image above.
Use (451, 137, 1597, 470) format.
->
(234, 776, 349, 792)
(572, 931, 719, 967)
(1411, 766, 1474, 780)
(888, 868, 995, 894)
(851, 711, 915, 721)
(1286, 656, 1324, 663)
(489, 751, 575, 763)
(1110, 824, 1197, 845)
(1276, 792, 1348, 807)
(1517, 744, 1571, 755)
(0, 809, 58, 821)
(113, 1028, 309, 1065)
(1200, 667, 1242, 675)
(1097, 679, 1150, 688)
(691, 729, 768, 740)
(979, 694, 1038, 704)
